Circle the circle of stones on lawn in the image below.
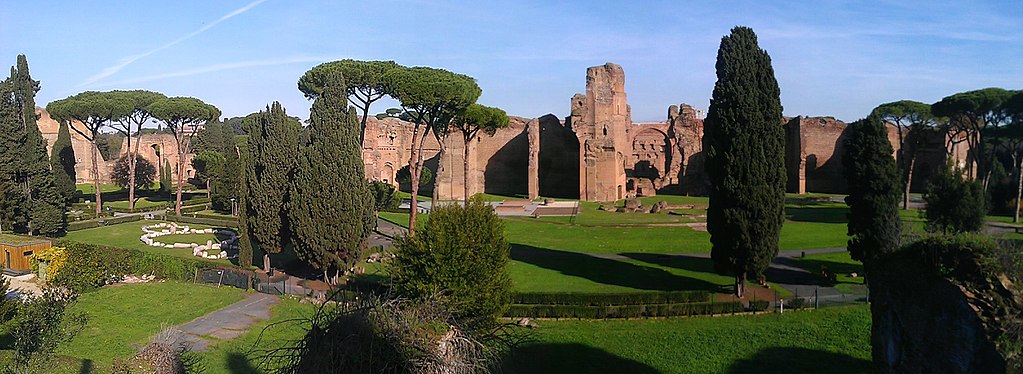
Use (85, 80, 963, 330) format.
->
(139, 222, 239, 260)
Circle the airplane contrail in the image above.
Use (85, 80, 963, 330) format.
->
(78, 0, 269, 87)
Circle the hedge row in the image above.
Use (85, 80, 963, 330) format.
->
(511, 291, 711, 306)
(66, 215, 142, 231)
(503, 301, 761, 319)
(180, 204, 209, 214)
(160, 214, 239, 228)
(53, 240, 240, 292)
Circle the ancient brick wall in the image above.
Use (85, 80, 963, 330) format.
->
(37, 108, 114, 183)
(570, 63, 631, 202)
(785, 117, 849, 194)
(538, 114, 579, 198)
(362, 116, 441, 193)
(118, 134, 195, 184)
(433, 118, 530, 200)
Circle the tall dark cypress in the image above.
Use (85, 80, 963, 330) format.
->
(289, 72, 374, 283)
(51, 119, 77, 204)
(843, 115, 902, 263)
(242, 103, 300, 273)
(13, 55, 64, 235)
(0, 77, 25, 233)
(703, 26, 786, 298)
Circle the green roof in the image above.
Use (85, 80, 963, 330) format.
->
(0, 233, 51, 246)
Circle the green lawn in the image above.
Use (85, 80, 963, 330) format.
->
(105, 197, 171, 210)
(62, 220, 232, 264)
(790, 252, 867, 294)
(199, 298, 318, 374)
(76, 183, 123, 195)
(504, 305, 872, 374)
(0, 282, 246, 371)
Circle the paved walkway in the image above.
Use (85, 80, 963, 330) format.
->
(156, 293, 279, 352)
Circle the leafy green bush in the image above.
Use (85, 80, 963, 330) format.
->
(511, 291, 711, 305)
(180, 204, 209, 214)
(923, 162, 986, 234)
(391, 197, 511, 322)
(49, 240, 236, 292)
(370, 181, 400, 212)
(65, 215, 142, 232)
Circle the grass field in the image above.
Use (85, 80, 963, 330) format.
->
(790, 252, 866, 294)
(504, 305, 872, 374)
(200, 299, 318, 374)
(0, 282, 245, 372)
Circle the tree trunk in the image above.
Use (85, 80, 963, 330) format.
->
(735, 271, 746, 298)
(91, 138, 102, 216)
(408, 128, 422, 236)
(432, 136, 445, 203)
(904, 155, 916, 210)
(175, 151, 185, 215)
(1015, 157, 1023, 223)
(128, 152, 137, 210)
(130, 128, 144, 211)
(464, 135, 472, 203)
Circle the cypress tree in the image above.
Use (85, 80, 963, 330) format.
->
(290, 72, 374, 283)
(242, 103, 300, 273)
(843, 115, 902, 264)
(703, 26, 786, 298)
(0, 77, 25, 233)
(50, 119, 76, 204)
(14, 55, 64, 235)
(237, 141, 253, 267)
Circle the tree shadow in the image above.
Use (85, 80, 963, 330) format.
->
(619, 253, 716, 274)
(503, 343, 661, 374)
(727, 347, 870, 374)
(511, 245, 722, 292)
(785, 206, 849, 223)
(226, 352, 260, 374)
(78, 359, 94, 374)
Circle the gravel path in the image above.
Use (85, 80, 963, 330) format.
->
(156, 292, 279, 352)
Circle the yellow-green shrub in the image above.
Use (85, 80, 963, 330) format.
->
(30, 246, 69, 281)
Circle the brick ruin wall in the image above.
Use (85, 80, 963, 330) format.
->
(34, 63, 965, 202)
(363, 63, 966, 201)
(36, 107, 194, 186)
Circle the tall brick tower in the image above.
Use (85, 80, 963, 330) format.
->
(569, 63, 631, 202)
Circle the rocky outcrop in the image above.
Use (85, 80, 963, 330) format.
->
(869, 237, 1022, 373)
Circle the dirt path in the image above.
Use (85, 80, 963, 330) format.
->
(156, 292, 279, 352)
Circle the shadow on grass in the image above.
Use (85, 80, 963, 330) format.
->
(785, 206, 849, 223)
(503, 343, 660, 374)
(227, 352, 260, 374)
(511, 245, 722, 292)
(727, 347, 870, 374)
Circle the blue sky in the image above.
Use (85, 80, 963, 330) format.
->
(2, 0, 1021, 124)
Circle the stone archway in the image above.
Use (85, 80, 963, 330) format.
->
(627, 127, 671, 191)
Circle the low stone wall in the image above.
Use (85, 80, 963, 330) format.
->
(139, 222, 239, 260)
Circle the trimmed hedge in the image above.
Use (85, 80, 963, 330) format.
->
(180, 204, 209, 214)
(66, 215, 143, 231)
(52, 240, 244, 292)
(511, 291, 711, 305)
(504, 301, 752, 319)
(160, 214, 239, 228)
